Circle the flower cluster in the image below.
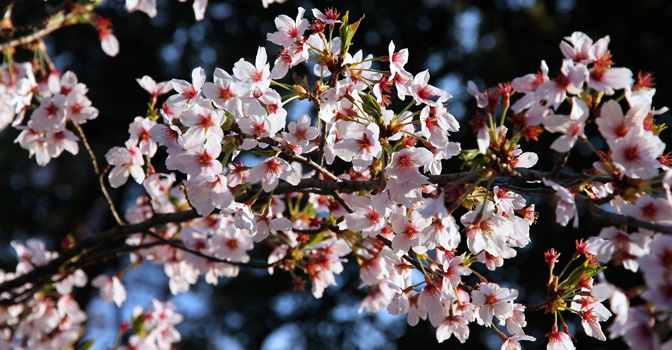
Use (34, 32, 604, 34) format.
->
(1, 4, 671, 350)
(467, 30, 671, 349)
(1, 66, 99, 166)
(82, 7, 544, 347)
(0, 240, 87, 349)
(121, 299, 184, 350)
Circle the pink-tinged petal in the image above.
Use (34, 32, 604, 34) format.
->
(600, 67, 634, 94)
(467, 80, 488, 108)
(108, 166, 129, 188)
(92, 275, 127, 307)
(663, 171, 672, 204)
(569, 97, 589, 123)
(105, 147, 130, 166)
(191, 67, 206, 90)
(550, 135, 576, 153)
(129, 164, 146, 185)
(611, 127, 665, 179)
(512, 152, 538, 168)
(101, 34, 119, 57)
(281, 166, 301, 185)
(192, 0, 207, 21)
(233, 60, 257, 81)
(111, 276, 127, 307)
(477, 127, 490, 154)
(561, 60, 587, 94)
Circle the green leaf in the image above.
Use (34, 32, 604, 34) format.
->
(557, 259, 604, 292)
(305, 231, 326, 247)
(131, 312, 146, 335)
(359, 92, 382, 123)
(459, 149, 485, 170)
(76, 340, 95, 350)
(251, 149, 277, 157)
(339, 12, 365, 57)
(292, 72, 310, 90)
(222, 111, 235, 130)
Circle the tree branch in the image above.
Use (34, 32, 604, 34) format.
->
(0, 4, 77, 52)
(144, 231, 285, 269)
(0, 210, 199, 298)
(243, 133, 341, 182)
(574, 194, 672, 234)
(3, 163, 661, 304)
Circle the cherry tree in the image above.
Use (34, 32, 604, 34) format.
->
(0, 1, 671, 349)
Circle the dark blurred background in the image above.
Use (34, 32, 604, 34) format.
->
(1, 0, 671, 349)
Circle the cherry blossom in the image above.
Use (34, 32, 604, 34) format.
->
(342, 192, 390, 238)
(166, 138, 222, 179)
(91, 274, 127, 307)
(536, 60, 587, 110)
(587, 227, 650, 272)
(202, 68, 243, 111)
(96, 17, 119, 57)
(595, 100, 648, 147)
(333, 122, 382, 172)
(546, 325, 575, 350)
(137, 75, 173, 101)
(65, 92, 99, 124)
(543, 179, 578, 228)
(461, 201, 514, 256)
(472, 282, 518, 326)
(3, 6, 672, 350)
(386, 147, 433, 185)
(128, 116, 158, 156)
(30, 94, 66, 132)
(610, 127, 665, 179)
(125, 0, 157, 18)
(409, 70, 451, 107)
(106, 140, 145, 188)
(179, 100, 225, 148)
(167, 67, 206, 109)
(267, 7, 309, 48)
(543, 97, 589, 152)
(436, 314, 470, 343)
(388, 41, 412, 80)
(559, 31, 598, 64)
(467, 80, 489, 108)
(587, 54, 633, 95)
(283, 114, 318, 150)
(312, 8, 341, 24)
(233, 46, 272, 93)
(247, 157, 301, 192)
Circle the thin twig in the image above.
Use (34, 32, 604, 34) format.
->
(0, 6, 75, 51)
(144, 231, 284, 269)
(574, 194, 672, 234)
(72, 123, 125, 225)
(376, 234, 444, 280)
(244, 133, 341, 182)
(495, 183, 556, 196)
(99, 165, 125, 225)
(550, 152, 571, 179)
(0, 210, 199, 299)
(330, 191, 354, 213)
(72, 123, 100, 174)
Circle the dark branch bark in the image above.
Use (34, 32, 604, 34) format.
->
(574, 195, 672, 234)
(0, 210, 199, 297)
(2, 165, 668, 304)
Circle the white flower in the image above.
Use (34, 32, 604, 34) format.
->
(247, 157, 301, 192)
(91, 274, 127, 307)
(611, 127, 665, 179)
(106, 140, 145, 188)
